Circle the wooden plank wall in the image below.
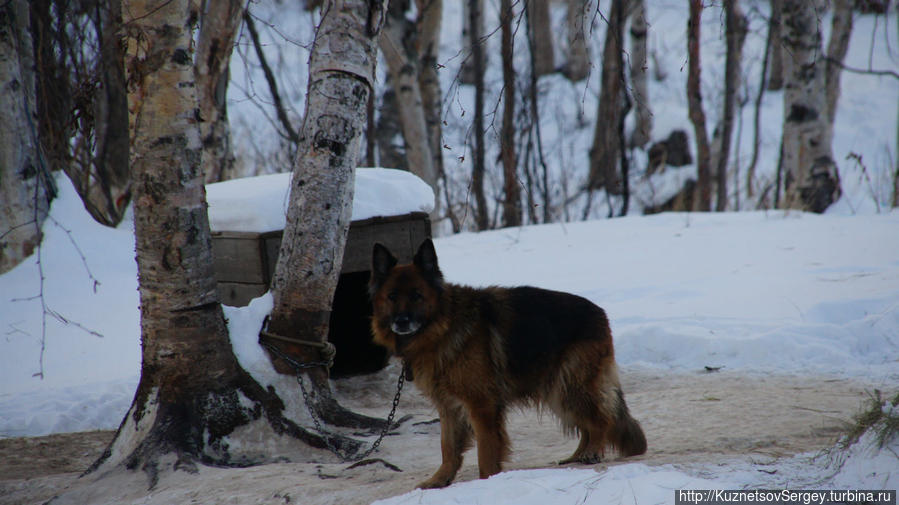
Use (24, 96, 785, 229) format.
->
(212, 212, 431, 306)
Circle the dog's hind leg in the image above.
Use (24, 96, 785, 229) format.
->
(417, 402, 472, 489)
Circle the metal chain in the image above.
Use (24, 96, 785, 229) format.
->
(261, 341, 405, 462)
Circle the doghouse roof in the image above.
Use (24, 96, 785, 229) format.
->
(206, 168, 435, 233)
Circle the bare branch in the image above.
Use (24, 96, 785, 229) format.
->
(243, 10, 300, 145)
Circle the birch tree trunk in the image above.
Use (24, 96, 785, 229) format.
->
(528, 0, 555, 77)
(686, 0, 712, 211)
(266, 0, 390, 428)
(0, 0, 53, 274)
(379, 0, 438, 196)
(563, 0, 590, 82)
(588, 0, 626, 194)
(416, 0, 444, 215)
(780, 0, 841, 213)
(501, 0, 521, 227)
(628, 0, 651, 148)
(83, 0, 340, 488)
(713, 0, 747, 211)
(197, 0, 243, 183)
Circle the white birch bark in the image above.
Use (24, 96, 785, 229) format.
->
(380, 10, 437, 191)
(780, 0, 841, 212)
(266, 0, 390, 428)
(0, 0, 52, 274)
(197, 0, 243, 183)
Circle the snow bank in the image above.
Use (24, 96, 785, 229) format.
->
(206, 168, 435, 233)
(374, 466, 731, 505)
(374, 432, 899, 505)
(2, 175, 898, 439)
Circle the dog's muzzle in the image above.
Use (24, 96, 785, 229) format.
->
(391, 313, 421, 336)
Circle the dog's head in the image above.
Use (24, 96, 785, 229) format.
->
(369, 239, 444, 354)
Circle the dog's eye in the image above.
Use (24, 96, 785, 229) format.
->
(387, 291, 398, 301)
(411, 290, 423, 301)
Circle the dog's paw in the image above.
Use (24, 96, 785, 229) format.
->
(558, 454, 603, 465)
(416, 476, 453, 489)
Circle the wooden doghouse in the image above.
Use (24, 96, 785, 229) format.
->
(211, 212, 431, 378)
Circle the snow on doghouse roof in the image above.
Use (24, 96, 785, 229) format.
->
(206, 168, 435, 233)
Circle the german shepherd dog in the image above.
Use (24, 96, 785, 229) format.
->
(369, 239, 646, 489)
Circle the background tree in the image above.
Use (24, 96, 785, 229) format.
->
(628, 0, 651, 149)
(30, 0, 131, 227)
(527, 0, 554, 77)
(766, 0, 784, 91)
(459, 0, 486, 84)
(416, 0, 445, 219)
(264, 0, 390, 428)
(563, 0, 590, 81)
(85, 0, 351, 489)
(780, 0, 841, 212)
(686, 0, 712, 211)
(588, 0, 626, 197)
(824, 0, 853, 131)
(0, 0, 54, 274)
(711, 0, 747, 211)
(500, 0, 521, 227)
(469, 0, 489, 230)
(379, 0, 439, 209)
(196, 0, 244, 183)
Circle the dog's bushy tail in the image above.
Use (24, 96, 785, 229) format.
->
(611, 389, 647, 457)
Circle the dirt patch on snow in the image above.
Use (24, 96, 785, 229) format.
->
(0, 368, 872, 505)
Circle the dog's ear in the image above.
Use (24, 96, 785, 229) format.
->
(413, 239, 443, 289)
(370, 243, 397, 296)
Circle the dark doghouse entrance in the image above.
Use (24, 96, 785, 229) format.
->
(211, 212, 431, 378)
(328, 270, 385, 377)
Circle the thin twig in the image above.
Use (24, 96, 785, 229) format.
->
(823, 56, 899, 80)
(243, 10, 300, 145)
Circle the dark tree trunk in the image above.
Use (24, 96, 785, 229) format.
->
(500, 0, 521, 227)
(767, 0, 784, 91)
(528, 0, 555, 77)
(714, 0, 747, 211)
(459, 0, 486, 84)
(628, 0, 651, 148)
(686, 0, 712, 211)
(588, 0, 626, 194)
(469, 0, 489, 230)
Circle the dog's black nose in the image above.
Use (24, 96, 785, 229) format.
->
(394, 314, 411, 325)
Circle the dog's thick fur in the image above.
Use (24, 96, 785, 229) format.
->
(369, 239, 646, 488)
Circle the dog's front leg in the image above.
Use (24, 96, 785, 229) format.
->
(417, 402, 471, 489)
(467, 402, 509, 480)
